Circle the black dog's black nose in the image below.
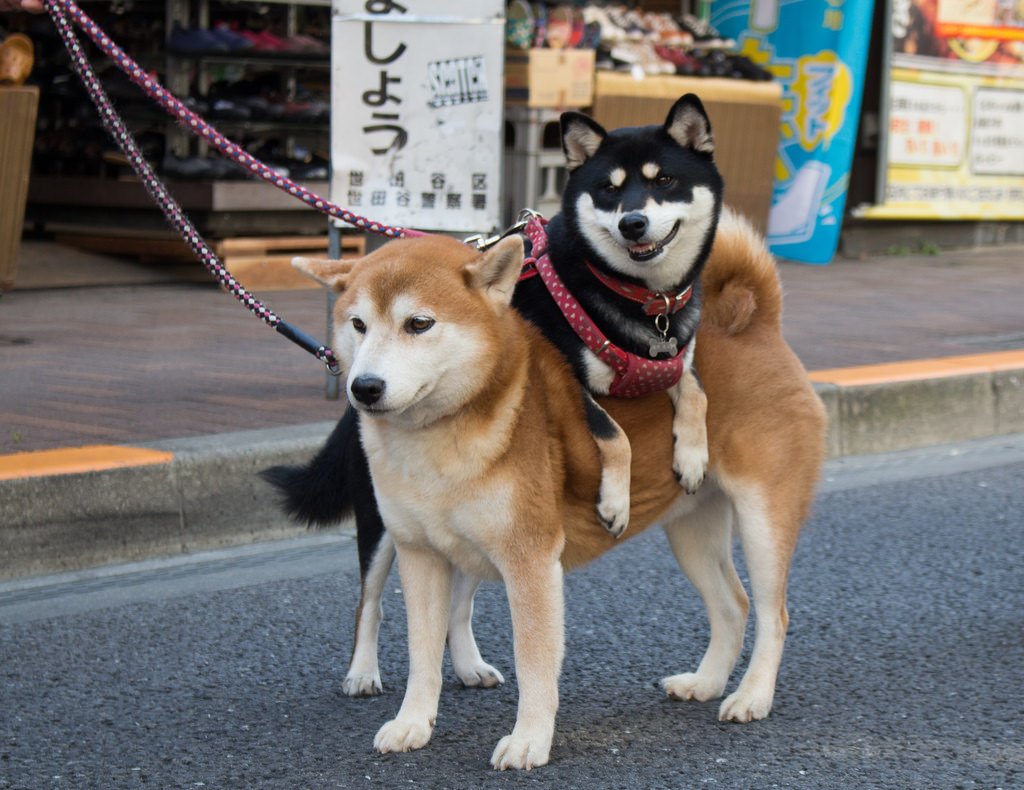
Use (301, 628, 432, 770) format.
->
(618, 212, 649, 241)
(350, 375, 386, 405)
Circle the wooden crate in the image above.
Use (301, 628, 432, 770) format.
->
(53, 232, 366, 290)
(214, 235, 365, 290)
(0, 87, 39, 291)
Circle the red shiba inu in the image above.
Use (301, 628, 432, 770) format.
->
(275, 210, 826, 769)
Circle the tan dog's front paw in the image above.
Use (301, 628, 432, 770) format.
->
(490, 732, 551, 770)
(718, 685, 774, 723)
(374, 717, 433, 753)
(661, 672, 726, 702)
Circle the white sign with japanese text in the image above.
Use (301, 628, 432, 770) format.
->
(886, 80, 966, 167)
(970, 88, 1024, 176)
(331, 1, 505, 233)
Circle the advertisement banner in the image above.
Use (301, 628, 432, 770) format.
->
(331, 1, 504, 233)
(712, 0, 876, 264)
(861, 0, 1024, 220)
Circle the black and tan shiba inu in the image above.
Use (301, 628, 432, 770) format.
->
(263, 211, 826, 769)
(511, 94, 723, 536)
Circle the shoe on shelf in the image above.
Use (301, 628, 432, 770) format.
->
(167, 26, 230, 55)
(183, 94, 210, 115)
(290, 162, 328, 180)
(241, 96, 285, 120)
(206, 156, 248, 180)
(210, 98, 252, 121)
(654, 45, 701, 76)
(209, 26, 255, 52)
(239, 29, 290, 52)
(163, 154, 216, 180)
(677, 14, 735, 49)
(282, 34, 329, 55)
(727, 54, 773, 81)
(281, 100, 329, 123)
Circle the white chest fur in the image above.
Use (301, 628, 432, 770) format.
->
(360, 418, 512, 580)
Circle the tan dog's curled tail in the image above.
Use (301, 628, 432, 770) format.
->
(700, 208, 782, 336)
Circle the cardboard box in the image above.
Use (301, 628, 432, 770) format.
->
(505, 48, 596, 108)
(0, 86, 39, 291)
(592, 72, 782, 236)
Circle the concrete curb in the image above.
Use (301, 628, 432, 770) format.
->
(0, 422, 338, 580)
(813, 357, 1024, 457)
(3, 362, 1023, 581)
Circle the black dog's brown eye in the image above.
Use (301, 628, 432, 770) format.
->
(351, 317, 366, 334)
(656, 174, 674, 187)
(405, 316, 435, 334)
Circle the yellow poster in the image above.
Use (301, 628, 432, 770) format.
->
(863, 0, 1024, 219)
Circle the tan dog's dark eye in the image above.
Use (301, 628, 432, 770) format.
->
(351, 317, 366, 334)
(405, 316, 435, 334)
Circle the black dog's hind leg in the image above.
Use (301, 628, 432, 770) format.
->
(448, 569, 505, 689)
(261, 407, 395, 695)
(344, 528, 394, 696)
(582, 392, 632, 538)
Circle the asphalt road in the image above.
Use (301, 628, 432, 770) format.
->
(2, 436, 1023, 789)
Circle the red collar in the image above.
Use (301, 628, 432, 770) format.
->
(518, 216, 685, 398)
(585, 263, 693, 317)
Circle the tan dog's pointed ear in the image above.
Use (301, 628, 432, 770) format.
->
(291, 256, 357, 292)
(463, 235, 524, 309)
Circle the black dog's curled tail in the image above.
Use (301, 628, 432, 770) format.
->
(260, 407, 364, 528)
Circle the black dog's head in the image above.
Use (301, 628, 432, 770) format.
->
(559, 94, 724, 291)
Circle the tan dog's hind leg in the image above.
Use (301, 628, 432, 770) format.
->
(491, 558, 564, 771)
(448, 569, 505, 688)
(717, 481, 793, 723)
(670, 365, 709, 494)
(661, 489, 749, 703)
(374, 543, 452, 754)
(343, 533, 394, 697)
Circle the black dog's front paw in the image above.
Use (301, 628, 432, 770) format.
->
(596, 500, 628, 539)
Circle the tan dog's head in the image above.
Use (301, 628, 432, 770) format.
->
(294, 234, 524, 427)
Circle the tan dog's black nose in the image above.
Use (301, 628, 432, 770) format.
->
(351, 375, 386, 405)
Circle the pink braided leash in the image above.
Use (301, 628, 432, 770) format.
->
(44, 0, 425, 373)
(48, 0, 421, 240)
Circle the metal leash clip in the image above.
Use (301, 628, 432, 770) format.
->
(464, 208, 541, 251)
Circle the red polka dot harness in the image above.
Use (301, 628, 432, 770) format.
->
(519, 216, 692, 399)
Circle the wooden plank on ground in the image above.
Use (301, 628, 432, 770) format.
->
(45, 231, 365, 291)
(223, 236, 365, 291)
(55, 234, 194, 260)
(0, 87, 40, 291)
(216, 236, 332, 254)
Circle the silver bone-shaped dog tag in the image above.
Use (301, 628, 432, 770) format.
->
(649, 337, 678, 357)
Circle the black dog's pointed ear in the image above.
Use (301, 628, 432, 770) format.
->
(664, 94, 714, 156)
(561, 112, 607, 171)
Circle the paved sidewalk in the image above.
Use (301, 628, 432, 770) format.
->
(1, 240, 1022, 578)
(2, 242, 1022, 454)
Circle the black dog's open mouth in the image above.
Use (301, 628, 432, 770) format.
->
(627, 221, 681, 262)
